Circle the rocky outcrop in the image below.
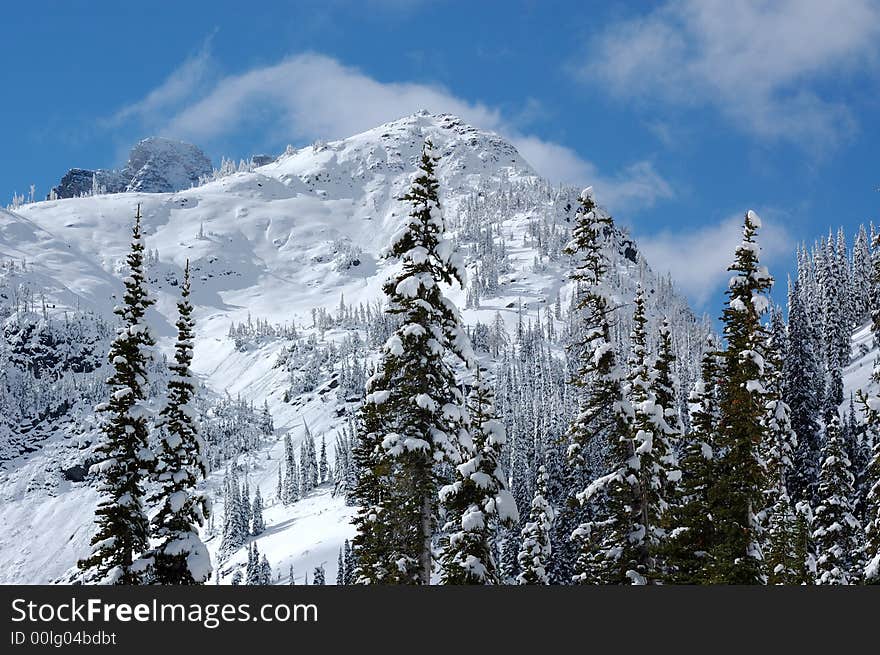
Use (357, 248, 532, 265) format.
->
(49, 168, 128, 199)
(49, 137, 213, 199)
(122, 137, 212, 193)
(251, 154, 275, 167)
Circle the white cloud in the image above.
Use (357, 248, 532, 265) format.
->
(512, 138, 673, 211)
(109, 39, 214, 126)
(579, 0, 880, 149)
(637, 211, 791, 308)
(114, 51, 672, 212)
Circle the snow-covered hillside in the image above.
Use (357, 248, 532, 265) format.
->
(845, 322, 876, 401)
(0, 111, 707, 583)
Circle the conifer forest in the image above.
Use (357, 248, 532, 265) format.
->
(3, 3, 880, 588)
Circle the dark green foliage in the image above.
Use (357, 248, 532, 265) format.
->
(352, 141, 472, 584)
(813, 414, 862, 584)
(709, 211, 772, 584)
(78, 205, 156, 585)
(148, 261, 211, 584)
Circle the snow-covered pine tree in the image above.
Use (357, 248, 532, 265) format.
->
(870, 227, 880, 348)
(344, 539, 355, 585)
(219, 468, 247, 560)
(852, 224, 872, 326)
(813, 413, 862, 585)
(624, 284, 677, 583)
(793, 501, 817, 584)
(246, 543, 259, 585)
(313, 565, 325, 585)
(858, 229, 880, 584)
(283, 434, 299, 504)
(259, 555, 272, 585)
(516, 465, 554, 584)
(861, 416, 880, 582)
(654, 316, 681, 436)
(837, 227, 854, 331)
(784, 277, 823, 503)
(276, 465, 283, 503)
(761, 320, 803, 585)
(351, 140, 473, 585)
(337, 548, 345, 585)
(148, 260, 211, 584)
(710, 210, 772, 584)
(440, 369, 518, 584)
(820, 232, 847, 409)
(251, 487, 265, 536)
(78, 205, 157, 585)
(301, 423, 319, 493)
(664, 336, 721, 584)
(241, 476, 252, 531)
(319, 435, 328, 483)
(349, 380, 391, 583)
(563, 188, 637, 585)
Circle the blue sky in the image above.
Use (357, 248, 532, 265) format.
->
(3, 0, 879, 312)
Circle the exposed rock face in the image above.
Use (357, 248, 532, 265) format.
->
(123, 137, 212, 193)
(251, 154, 275, 167)
(49, 137, 213, 199)
(49, 168, 127, 199)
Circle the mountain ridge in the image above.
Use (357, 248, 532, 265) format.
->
(0, 111, 709, 583)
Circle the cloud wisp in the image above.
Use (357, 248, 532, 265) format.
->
(577, 0, 880, 151)
(637, 210, 792, 309)
(111, 51, 673, 212)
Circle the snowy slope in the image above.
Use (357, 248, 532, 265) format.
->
(844, 322, 875, 402)
(0, 111, 703, 584)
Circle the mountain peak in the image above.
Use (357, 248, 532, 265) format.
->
(49, 137, 212, 199)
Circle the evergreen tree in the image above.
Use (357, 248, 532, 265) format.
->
(761, 318, 801, 584)
(859, 230, 880, 583)
(219, 468, 247, 559)
(301, 423, 318, 493)
(813, 413, 862, 585)
(337, 548, 345, 585)
(283, 434, 299, 504)
(148, 260, 211, 584)
(820, 232, 847, 409)
(792, 501, 817, 584)
(440, 369, 518, 584)
(343, 540, 355, 585)
(784, 278, 823, 502)
(276, 465, 283, 503)
(654, 316, 681, 435)
(562, 188, 635, 585)
(251, 487, 265, 536)
(664, 337, 721, 584)
(313, 565, 326, 585)
(862, 414, 880, 583)
(79, 205, 157, 585)
(319, 435, 329, 483)
(352, 140, 473, 584)
(246, 543, 260, 585)
(259, 555, 273, 585)
(710, 210, 772, 584)
(516, 466, 554, 584)
(852, 224, 872, 326)
(624, 284, 677, 583)
(349, 379, 391, 583)
(241, 476, 252, 531)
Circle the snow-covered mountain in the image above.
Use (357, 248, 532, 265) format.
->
(0, 111, 708, 584)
